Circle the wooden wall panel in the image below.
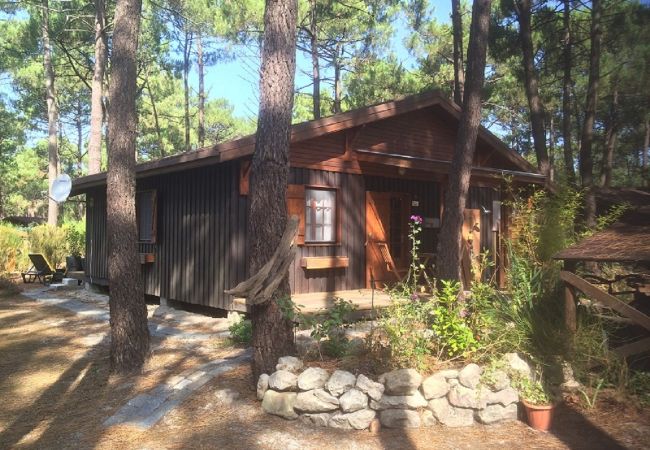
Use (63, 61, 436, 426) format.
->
(84, 162, 249, 310)
(289, 107, 523, 174)
(84, 162, 499, 309)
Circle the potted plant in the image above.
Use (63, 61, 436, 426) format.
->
(515, 375, 557, 432)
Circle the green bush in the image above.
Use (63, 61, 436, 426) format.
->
(430, 281, 478, 357)
(63, 220, 85, 256)
(28, 225, 68, 269)
(372, 296, 435, 370)
(228, 317, 252, 345)
(0, 223, 29, 274)
(304, 298, 357, 358)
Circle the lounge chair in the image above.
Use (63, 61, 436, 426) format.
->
(370, 242, 408, 289)
(21, 253, 65, 285)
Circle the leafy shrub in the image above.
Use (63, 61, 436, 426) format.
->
(63, 220, 85, 256)
(431, 281, 478, 357)
(304, 298, 357, 358)
(228, 317, 252, 345)
(372, 296, 435, 370)
(511, 372, 554, 405)
(0, 223, 29, 274)
(28, 225, 68, 269)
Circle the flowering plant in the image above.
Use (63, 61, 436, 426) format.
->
(406, 215, 425, 293)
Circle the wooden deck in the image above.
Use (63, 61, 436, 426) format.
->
(292, 289, 393, 314)
(232, 289, 393, 315)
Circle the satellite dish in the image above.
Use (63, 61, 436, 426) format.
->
(51, 174, 72, 203)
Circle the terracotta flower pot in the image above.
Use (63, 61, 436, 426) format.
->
(522, 399, 555, 432)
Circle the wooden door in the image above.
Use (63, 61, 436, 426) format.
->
(365, 191, 410, 288)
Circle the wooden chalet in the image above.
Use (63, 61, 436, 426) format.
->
(71, 91, 545, 313)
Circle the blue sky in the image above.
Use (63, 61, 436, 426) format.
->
(200, 2, 453, 118)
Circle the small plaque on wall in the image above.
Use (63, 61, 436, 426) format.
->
(423, 217, 440, 228)
(412, 200, 420, 207)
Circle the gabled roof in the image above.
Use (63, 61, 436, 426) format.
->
(71, 90, 540, 194)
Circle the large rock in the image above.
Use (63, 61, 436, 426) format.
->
(262, 390, 298, 420)
(477, 403, 518, 425)
(299, 413, 332, 427)
(421, 374, 449, 400)
(257, 373, 269, 401)
(329, 409, 376, 430)
(380, 368, 422, 395)
(422, 409, 437, 427)
(297, 367, 330, 391)
(339, 388, 368, 413)
(325, 370, 356, 396)
(487, 387, 519, 406)
(356, 374, 385, 401)
(268, 370, 298, 392)
(437, 369, 459, 379)
(347, 409, 377, 430)
(448, 384, 488, 409)
(294, 389, 340, 413)
(370, 391, 428, 410)
(428, 397, 474, 427)
(379, 409, 421, 428)
(458, 363, 482, 389)
(276, 356, 304, 373)
(504, 353, 532, 378)
(488, 370, 511, 391)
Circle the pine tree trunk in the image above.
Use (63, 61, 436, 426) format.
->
(198, 34, 206, 148)
(579, 0, 602, 228)
(107, 0, 150, 374)
(451, 0, 464, 105)
(42, 0, 59, 226)
(643, 118, 649, 187)
(436, 0, 491, 283)
(515, 0, 550, 178)
(88, 0, 107, 175)
(562, 0, 575, 184)
(249, 0, 298, 380)
(549, 114, 555, 181)
(333, 45, 342, 114)
(310, 0, 320, 119)
(183, 29, 192, 151)
(600, 87, 618, 188)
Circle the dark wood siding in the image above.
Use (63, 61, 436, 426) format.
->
(84, 163, 502, 309)
(84, 161, 248, 310)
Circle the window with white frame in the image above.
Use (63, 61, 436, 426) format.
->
(305, 188, 336, 243)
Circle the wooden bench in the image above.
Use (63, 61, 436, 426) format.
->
(300, 256, 349, 270)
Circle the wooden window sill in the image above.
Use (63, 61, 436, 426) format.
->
(301, 256, 349, 269)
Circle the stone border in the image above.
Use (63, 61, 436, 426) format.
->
(257, 354, 532, 430)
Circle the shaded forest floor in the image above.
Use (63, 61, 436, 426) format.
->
(0, 289, 649, 450)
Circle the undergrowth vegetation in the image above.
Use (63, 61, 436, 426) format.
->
(362, 185, 634, 404)
(0, 221, 85, 274)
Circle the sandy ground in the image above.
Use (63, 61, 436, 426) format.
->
(1, 288, 649, 450)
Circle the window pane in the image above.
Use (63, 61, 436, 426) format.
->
(137, 191, 155, 242)
(305, 189, 336, 242)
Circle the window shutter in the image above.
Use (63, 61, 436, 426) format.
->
(286, 184, 305, 245)
(136, 190, 157, 243)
